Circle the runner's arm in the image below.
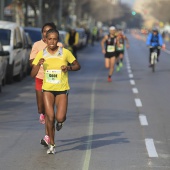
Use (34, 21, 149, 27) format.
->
(124, 36, 130, 48)
(30, 58, 45, 78)
(101, 35, 107, 54)
(64, 33, 69, 46)
(29, 43, 39, 67)
(74, 33, 79, 46)
(61, 60, 81, 73)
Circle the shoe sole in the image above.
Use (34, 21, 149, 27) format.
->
(40, 139, 48, 147)
(47, 151, 55, 154)
(56, 123, 63, 131)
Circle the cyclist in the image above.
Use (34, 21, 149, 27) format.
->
(65, 27, 79, 59)
(101, 26, 117, 82)
(116, 29, 130, 72)
(146, 27, 163, 67)
(31, 29, 81, 154)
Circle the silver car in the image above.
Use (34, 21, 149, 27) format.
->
(0, 42, 9, 92)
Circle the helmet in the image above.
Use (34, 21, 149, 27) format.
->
(152, 27, 158, 32)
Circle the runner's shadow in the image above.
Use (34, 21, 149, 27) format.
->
(56, 131, 129, 153)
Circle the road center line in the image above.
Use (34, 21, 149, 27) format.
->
(132, 88, 138, 94)
(145, 139, 158, 157)
(129, 74, 133, 78)
(82, 77, 96, 170)
(165, 49, 170, 55)
(135, 98, 142, 107)
(139, 114, 148, 126)
(130, 80, 135, 85)
(126, 49, 159, 158)
(127, 66, 131, 69)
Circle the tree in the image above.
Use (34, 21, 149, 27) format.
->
(145, 1, 170, 23)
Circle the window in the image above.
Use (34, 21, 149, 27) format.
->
(24, 29, 42, 43)
(0, 29, 11, 45)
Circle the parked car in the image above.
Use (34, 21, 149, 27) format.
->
(25, 32, 32, 74)
(19, 27, 30, 77)
(20, 27, 32, 76)
(24, 27, 41, 44)
(0, 20, 24, 83)
(0, 42, 9, 92)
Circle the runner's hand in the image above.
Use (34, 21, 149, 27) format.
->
(61, 65, 68, 73)
(126, 44, 130, 49)
(38, 58, 45, 66)
(102, 49, 106, 54)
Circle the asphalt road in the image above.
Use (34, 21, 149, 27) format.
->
(0, 34, 170, 170)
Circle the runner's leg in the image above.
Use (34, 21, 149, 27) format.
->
(119, 53, 123, 62)
(43, 92, 55, 145)
(36, 90, 44, 114)
(105, 58, 110, 69)
(109, 57, 116, 76)
(55, 94, 68, 124)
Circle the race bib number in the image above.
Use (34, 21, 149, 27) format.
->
(117, 44, 124, 50)
(45, 70, 61, 84)
(107, 45, 115, 52)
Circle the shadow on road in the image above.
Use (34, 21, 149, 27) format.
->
(56, 131, 129, 153)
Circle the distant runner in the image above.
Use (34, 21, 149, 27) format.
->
(101, 26, 117, 82)
(116, 29, 130, 72)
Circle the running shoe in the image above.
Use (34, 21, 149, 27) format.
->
(56, 122, 63, 131)
(47, 144, 56, 154)
(119, 62, 123, 68)
(116, 66, 120, 72)
(39, 113, 45, 124)
(107, 77, 112, 82)
(40, 135, 50, 147)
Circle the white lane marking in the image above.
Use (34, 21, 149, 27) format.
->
(145, 139, 158, 157)
(127, 66, 131, 69)
(82, 77, 96, 170)
(130, 80, 135, 85)
(127, 69, 132, 73)
(139, 114, 148, 126)
(126, 49, 159, 158)
(132, 88, 138, 94)
(164, 49, 170, 55)
(129, 74, 134, 78)
(135, 98, 142, 107)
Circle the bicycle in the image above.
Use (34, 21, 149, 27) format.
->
(149, 46, 161, 72)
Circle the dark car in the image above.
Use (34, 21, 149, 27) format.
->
(24, 27, 42, 44)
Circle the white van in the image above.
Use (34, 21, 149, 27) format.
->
(0, 42, 9, 92)
(20, 27, 32, 76)
(0, 20, 23, 83)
